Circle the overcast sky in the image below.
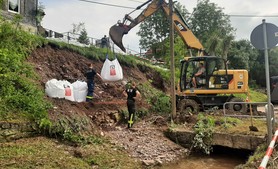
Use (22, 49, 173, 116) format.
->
(39, 0, 278, 54)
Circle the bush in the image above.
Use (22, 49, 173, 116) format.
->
(0, 17, 49, 123)
(151, 93, 171, 115)
(192, 114, 215, 154)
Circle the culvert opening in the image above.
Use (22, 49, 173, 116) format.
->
(210, 145, 253, 161)
(162, 146, 253, 169)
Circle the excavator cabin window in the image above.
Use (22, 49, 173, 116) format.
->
(180, 60, 206, 90)
(206, 58, 228, 89)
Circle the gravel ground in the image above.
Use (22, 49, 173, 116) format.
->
(104, 118, 188, 167)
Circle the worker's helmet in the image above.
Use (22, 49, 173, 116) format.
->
(125, 81, 132, 89)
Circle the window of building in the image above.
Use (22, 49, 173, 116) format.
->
(8, 0, 20, 13)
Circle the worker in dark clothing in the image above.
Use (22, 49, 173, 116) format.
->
(85, 63, 102, 102)
(101, 35, 107, 48)
(123, 81, 141, 128)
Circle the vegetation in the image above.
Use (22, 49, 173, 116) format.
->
(0, 17, 50, 124)
(235, 144, 269, 169)
(192, 114, 215, 154)
(36, 2, 45, 26)
(190, 0, 234, 57)
(70, 22, 90, 45)
(139, 82, 171, 115)
(0, 137, 140, 169)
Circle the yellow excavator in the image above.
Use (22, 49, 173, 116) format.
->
(109, 0, 249, 114)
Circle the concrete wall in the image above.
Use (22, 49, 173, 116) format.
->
(165, 129, 266, 151)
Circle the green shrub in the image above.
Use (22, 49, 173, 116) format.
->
(138, 83, 171, 115)
(192, 114, 215, 154)
(0, 17, 49, 123)
(151, 93, 171, 114)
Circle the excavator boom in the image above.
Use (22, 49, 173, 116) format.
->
(109, 0, 204, 52)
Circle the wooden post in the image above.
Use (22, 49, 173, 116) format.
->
(169, 0, 176, 119)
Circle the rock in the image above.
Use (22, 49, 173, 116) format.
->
(155, 159, 163, 165)
(142, 159, 156, 166)
(1, 122, 11, 129)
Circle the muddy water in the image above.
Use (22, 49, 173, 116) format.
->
(161, 147, 249, 169)
(161, 154, 245, 169)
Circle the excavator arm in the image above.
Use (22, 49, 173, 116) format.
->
(109, 0, 204, 53)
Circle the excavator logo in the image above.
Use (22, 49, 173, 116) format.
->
(174, 20, 187, 32)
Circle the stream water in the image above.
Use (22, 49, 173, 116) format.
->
(161, 146, 250, 169)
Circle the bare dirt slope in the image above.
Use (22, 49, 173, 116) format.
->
(27, 44, 187, 165)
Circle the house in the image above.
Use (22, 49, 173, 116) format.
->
(1, 0, 39, 32)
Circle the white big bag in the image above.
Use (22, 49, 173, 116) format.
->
(45, 79, 74, 101)
(101, 54, 123, 82)
(45, 79, 65, 98)
(72, 80, 88, 102)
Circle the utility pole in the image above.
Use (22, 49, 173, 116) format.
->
(262, 19, 273, 143)
(169, 0, 176, 119)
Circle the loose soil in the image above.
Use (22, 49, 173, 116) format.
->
(27, 44, 187, 167)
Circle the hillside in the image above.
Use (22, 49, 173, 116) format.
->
(0, 21, 272, 168)
(25, 43, 188, 167)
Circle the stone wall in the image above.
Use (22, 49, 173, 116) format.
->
(0, 121, 38, 142)
(1, 0, 38, 27)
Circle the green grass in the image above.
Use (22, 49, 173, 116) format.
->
(235, 88, 267, 102)
(215, 116, 268, 136)
(0, 137, 90, 169)
(248, 88, 267, 102)
(0, 136, 141, 169)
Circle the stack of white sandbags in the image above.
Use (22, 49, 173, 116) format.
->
(45, 79, 87, 102)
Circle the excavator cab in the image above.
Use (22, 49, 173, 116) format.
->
(180, 56, 230, 92)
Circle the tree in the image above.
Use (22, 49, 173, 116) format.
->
(36, 2, 45, 26)
(72, 22, 85, 34)
(253, 47, 278, 87)
(71, 22, 90, 45)
(228, 39, 262, 86)
(189, 0, 235, 56)
(78, 28, 90, 45)
(137, 2, 189, 51)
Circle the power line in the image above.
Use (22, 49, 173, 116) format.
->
(228, 14, 278, 18)
(127, 0, 145, 3)
(79, 0, 137, 9)
(78, 0, 278, 18)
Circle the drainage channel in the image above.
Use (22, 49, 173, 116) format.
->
(160, 146, 252, 169)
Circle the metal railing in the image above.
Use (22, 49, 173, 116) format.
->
(223, 102, 268, 121)
(223, 101, 276, 142)
(38, 27, 113, 49)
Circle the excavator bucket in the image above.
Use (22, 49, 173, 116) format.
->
(109, 24, 130, 52)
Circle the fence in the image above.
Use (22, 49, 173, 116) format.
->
(223, 102, 268, 121)
(38, 26, 112, 49)
(224, 101, 276, 141)
(37, 27, 157, 61)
